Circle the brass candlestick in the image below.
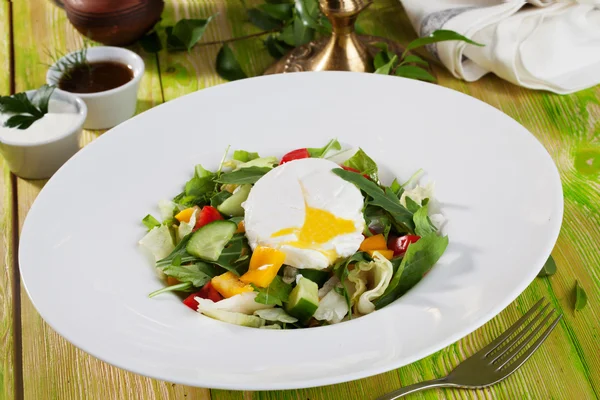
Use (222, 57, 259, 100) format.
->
(264, 0, 405, 74)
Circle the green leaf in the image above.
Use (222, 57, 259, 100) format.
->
(216, 166, 271, 184)
(374, 233, 448, 309)
(413, 203, 436, 236)
(156, 234, 198, 267)
(32, 84, 56, 114)
(258, 3, 294, 21)
(142, 214, 161, 231)
(403, 29, 484, 57)
(334, 168, 415, 233)
(355, 23, 366, 35)
(247, 8, 282, 30)
(4, 115, 38, 130)
(390, 178, 404, 198)
(364, 205, 392, 238)
(307, 138, 341, 158)
(295, 0, 320, 30)
(167, 17, 215, 51)
(148, 282, 193, 298)
(139, 30, 163, 53)
(183, 165, 217, 205)
(538, 255, 557, 277)
(374, 54, 398, 75)
(214, 235, 250, 276)
(163, 262, 221, 287)
(216, 44, 247, 81)
(343, 148, 379, 181)
(575, 280, 587, 311)
(210, 190, 232, 208)
(400, 54, 429, 67)
(279, 24, 296, 46)
(252, 276, 292, 306)
(404, 196, 420, 213)
(293, 14, 315, 46)
(395, 65, 436, 82)
(0, 92, 41, 116)
(265, 35, 293, 59)
(233, 150, 259, 162)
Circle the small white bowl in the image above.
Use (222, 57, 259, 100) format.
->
(0, 90, 87, 179)
(47, 46, 145, 130)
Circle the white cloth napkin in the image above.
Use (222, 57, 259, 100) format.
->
(399, 0, 600, 94)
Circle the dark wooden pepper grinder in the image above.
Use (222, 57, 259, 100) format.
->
(63, 0, 164, 46)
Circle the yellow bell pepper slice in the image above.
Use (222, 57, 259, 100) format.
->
(367, 249, 394, 260)
(359, 234, 387, 251)
(236, 220, 245, 233)
(211, 272, 253, 298)
(240, 246, 286, 288)
(175, 207, 196, 223)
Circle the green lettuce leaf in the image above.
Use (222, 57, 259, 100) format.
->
(413, 202, 437, 236)
(307, 138, 341, 158)
(142, 214, 161, 231)
(252, 276, 292, 306)
(233, 150, 260, 162)
(343, 148, 378, 181)
(348, 252, 394, 314)
(139, 225, 175, 261)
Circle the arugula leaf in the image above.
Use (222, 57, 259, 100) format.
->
(413, 202, 437, 236)
(395, 65, 436, 82)
(374, 233, 448, 309)
(0, 85, 55, 130)
(216, 44, 247, 81)
(163, 261, 221, 287)
(575, 280, 587, 311)
(307, 138, 341, 158)
(252, 276, 292, 306)
(248, 8, 282, 30)
(538, 255, 557, 277)
(167, 17, 215, 51)
(142, 214, 161, 231)
(139, 30, 163, 53)
(210, 190, 232, 207)
(216, 166, 271, 184)
(375, 54, 398, 75)
(364, 205, 392, 238)
(334, 168, 415, 233)
(343, 148, 379, 181)
(258, 3, 294, 21)
(390, 178, 404, 198)
(233, 150, 259, 162)
(214, 234, 250, 275)
(180, 164, 217, 206)
(403, 29, 484, 57)
(404, 196, 420, 213)
(148, 282, 193, 298)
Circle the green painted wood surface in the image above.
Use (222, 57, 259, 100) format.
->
(0, 0, 598, 399)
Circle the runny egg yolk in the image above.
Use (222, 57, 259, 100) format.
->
(271, 201, 357, 248)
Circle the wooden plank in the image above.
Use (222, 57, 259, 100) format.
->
(11, 0, 209, 398)
(0, 2, 16, 399)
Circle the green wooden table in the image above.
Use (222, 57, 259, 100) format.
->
(1, 0, 599, 398)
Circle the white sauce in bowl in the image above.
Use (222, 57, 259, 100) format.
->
(0, 98, 81, 144)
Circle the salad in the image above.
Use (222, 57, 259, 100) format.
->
(139, 139, 448, 329)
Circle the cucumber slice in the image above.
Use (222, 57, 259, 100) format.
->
(186, 220, 237, 261)
(285, 277, 319, 323)
(217, 184, 252, 217)
(299, 269, 330, 287)
(201, 309, 265, 328)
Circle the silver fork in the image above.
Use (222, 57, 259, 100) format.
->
(377, 299, 562, 400)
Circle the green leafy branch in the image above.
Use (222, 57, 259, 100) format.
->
(0, 85, 56, 130)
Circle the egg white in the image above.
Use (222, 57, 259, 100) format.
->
(243, 158, 365, 270)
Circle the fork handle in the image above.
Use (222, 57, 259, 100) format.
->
(376, 378, 456, 400)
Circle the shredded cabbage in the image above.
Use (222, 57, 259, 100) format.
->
(158, 199, 178, 221)
(138, 225, 175, 261)
(177, 208, 198, 241)
(401, 182, 445, 230)
(254, 308, 298, 323)
(313, 289, 348, 324)
(347, 252, 394, 315)
(196, 292, 273, 314)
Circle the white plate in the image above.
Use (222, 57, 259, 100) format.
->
(19, 72, 563, 390)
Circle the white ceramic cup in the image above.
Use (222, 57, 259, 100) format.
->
(46, 46, 145, 130)
(0, 90, 87, 179)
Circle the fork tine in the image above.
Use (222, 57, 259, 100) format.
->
(489, 302, 551, 363)
(494, 309, 555, 369)
(478, 298, 545, 357)
(495, 315, 562, 377)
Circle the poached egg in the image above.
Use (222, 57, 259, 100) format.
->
(243, 158, 365, 270)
